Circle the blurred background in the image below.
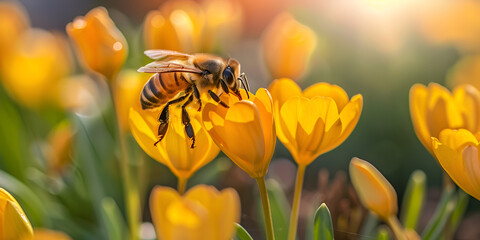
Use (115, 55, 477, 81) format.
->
(2, 0, 480, 239)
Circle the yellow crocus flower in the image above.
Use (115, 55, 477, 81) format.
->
(349, 158, 407, 240)
(0, 1, 29, 65)
(150, 185, 240, 240)
(269, 78, 363, 166)
(66, 7, 127, 81)
(0, 29, 71, 108)
(262, 13, 317, 81)
(409, 83, 480, 154)
(349, 157, 397, 221)
(143, 0, 204, 52)
(432, 129, 480, 201)
(0, 187, 33, 240)
(202, 88, 276, 179)
(33, 229, 71, 240)
(129, 104, 220, 191)
(113, 70, 150, 133)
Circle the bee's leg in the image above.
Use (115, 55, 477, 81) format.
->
(181, 95, 196, 148)
(220, 79, 230, 94)
(208, 90, 229, 108)
(192, 84, 202, 112)
(153, 93, 190, 146)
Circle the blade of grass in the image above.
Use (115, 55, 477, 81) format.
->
(400, 170, 426, 230)
(102, 197, 128, 240)
(421, 187, 456, 240)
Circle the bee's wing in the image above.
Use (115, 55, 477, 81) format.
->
(144, 50, 192, 61)
(138, 61, 203, 74)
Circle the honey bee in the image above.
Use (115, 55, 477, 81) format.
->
(138, 50, 250, 148)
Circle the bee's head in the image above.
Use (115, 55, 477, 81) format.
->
(223, 58, 241, 91)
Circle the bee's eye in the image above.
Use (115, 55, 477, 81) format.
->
(223, 66, 235, 85)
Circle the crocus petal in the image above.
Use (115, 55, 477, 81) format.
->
(304, 82, 349, 110)
(410, 84, 432, 151)
(438, 128, 478, 150)
(432, 137, 468, 184)
(0, 188, 33, 240)
(349, 158, 397, 221)
(185, 186, 240, 240)
(454, 84, 480, 132)
(202, 88, 275, 178)
(426, 83, 463, 137)
(205, 101, 266, 178)
(462, 146, 480, 200)
(150, 185, 240, 240)
(129, 108, 168, 165)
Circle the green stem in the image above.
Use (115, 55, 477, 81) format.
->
(177, 178, 188, 195)
(256, 177, 275, 240)
(387, 215, 407, 240)
(108, 85, 140, 240)
(288, 164, 306, 240)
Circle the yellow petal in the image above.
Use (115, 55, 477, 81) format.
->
(432, 137, 469, 187)
(202, 89, 275, 178)
(438, 128, 478, 150)
(150, 186, 182, 240)
(462, 145, 480, 200)
(304, 82, 350, 110)
(129, 108, 168, 165)
(322, 94, 363, 153)
(150, 185, 240, 240)
(453, 84, 480, 132)
(185, 185, 240, 240)
(0, 188, 33, 240)
(426, 83, 463, 137)
(216, 101, 266, 177)
(410, 84, 432, 152)
(349, 158, 397, 221)
(113, 70, 149, 133)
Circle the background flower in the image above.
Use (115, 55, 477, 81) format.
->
(67, 7, 127, 81)
(150, 185, 240, 240)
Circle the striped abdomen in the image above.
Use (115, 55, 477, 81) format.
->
(140, 72, 191, 109)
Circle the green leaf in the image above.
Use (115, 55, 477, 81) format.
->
(0, 169, 46, 225)
(421, 186, 456, 240)
(442, 190, 469, 240)
(376, 226, 390, 240)
(313, 203, 334, 240)
(233, 223, 254, 240)
(102, 197, 128, 240)
(266, 179, 290, 240)
(359, 213, 379, 240)
(400, 170, 426, 230)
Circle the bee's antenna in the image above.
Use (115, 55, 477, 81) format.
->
(238, 73, 250, 99)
